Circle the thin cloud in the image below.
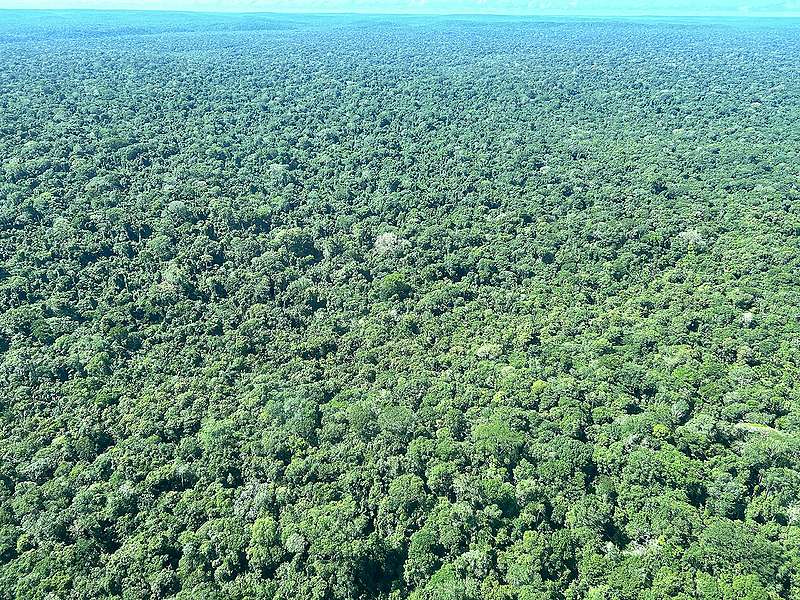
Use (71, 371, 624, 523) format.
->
(0, 0, 798, 15)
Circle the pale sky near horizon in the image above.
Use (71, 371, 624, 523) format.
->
(0, 0, 799, 16)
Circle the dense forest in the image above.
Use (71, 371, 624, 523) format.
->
(1, 10, 799, 600)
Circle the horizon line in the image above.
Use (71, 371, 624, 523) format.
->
(2, 7, 800, 18)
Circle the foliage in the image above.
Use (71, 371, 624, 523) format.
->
(1, 9, 800, 600)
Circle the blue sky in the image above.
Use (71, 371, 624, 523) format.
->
(1, 0, 799, 15)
